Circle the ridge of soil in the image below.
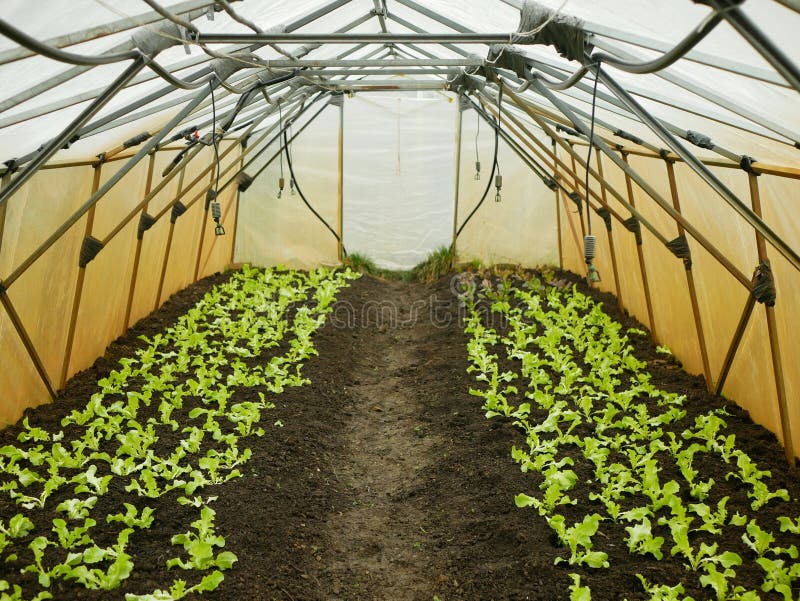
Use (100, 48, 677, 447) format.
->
(0, 268, 797, 600)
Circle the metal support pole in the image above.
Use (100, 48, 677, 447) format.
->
(747, 173, 795, 464)
(59, 164, 102, 388)
(621, 152, 657, 341)
(665, 159, 712, 389)
(515, 80, 753, 290)
(452, 104, 463, 258)
(0, 56, 146, 209)
(123, 152, 157, 331)
(156, 168, 186, 310)
(552, 138, 563, 270)
(595, 151, 623, 309)
(1, 83, 213, 291)
(590, 65, 800, 275)
(712, 3, 800, 93)
(196, 32, 513, 44)
(337, 97, 345, 262)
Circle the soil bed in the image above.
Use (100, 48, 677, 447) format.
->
(0, 268, 797, 600)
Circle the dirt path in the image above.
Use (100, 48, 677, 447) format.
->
(314, 280, 442, 598)
(297, 276, 556, 601)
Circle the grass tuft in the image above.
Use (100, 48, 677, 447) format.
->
(342, 246, 456, 283)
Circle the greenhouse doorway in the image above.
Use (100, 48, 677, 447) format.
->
(343, 93, 456, 270)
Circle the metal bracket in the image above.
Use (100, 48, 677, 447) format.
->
(79, 236, 104, 268)
(137, 213, 156, 240)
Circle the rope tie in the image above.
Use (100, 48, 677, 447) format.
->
(752, 260, 776, 306)
(137, 213, 156, 240)
(79, 236, 104, 268)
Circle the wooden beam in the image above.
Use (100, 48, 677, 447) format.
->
(123, 151, 157, 331)
(595, 152, 623, 310)
(59, 164, 102, 389)
(621, 152, 658, 342)
(551, 139, 563, 270)
(156, 168, 186, 310)
(748, 172, 795, 465)
(665, 159, 713, 390)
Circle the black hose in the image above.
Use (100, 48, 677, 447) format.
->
(0, 18, 140, 66)
(282, 130, 345, 254)
(454, 99, 501, 241)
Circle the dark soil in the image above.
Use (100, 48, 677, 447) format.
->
(0, 268, 798, 600)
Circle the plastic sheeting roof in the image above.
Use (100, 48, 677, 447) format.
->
(0, 0, 798, 166)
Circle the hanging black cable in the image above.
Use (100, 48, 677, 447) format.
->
(277, 101, 286, 197)
(584, 61, 602, 236)
(454, 98, 501, 240)
(583, 61, 602, 282)
(474, 110, 481, 180)
(209, 80, 224, 235)
(282, 129, 344, 252)
(494, 87, 504, 202)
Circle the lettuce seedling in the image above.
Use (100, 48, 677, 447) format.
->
(166, 506, 237, 572)
(568, 574, 591, 601)
(107, 504, 155, 530)
(742, 520, 774, 557)
(625, 517, 664, 560)
(52, 518, 96, 549)
(548, 513, 609, 568)
(635, 575, 694, 601)
(124, 571, 225, 600)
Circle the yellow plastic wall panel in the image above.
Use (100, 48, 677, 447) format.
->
(673, 164, 780, 435)
(0, 309, 49, 426)
(161, 197, 204, 303)
(557, 186, 585, 276)
(598, 158, 651, 331)
(7, 218, 86, 384)
(457, 119, 558, 267)
(197, 181, 237, 280)
(148, 149, 185, 215)
(69, 218, 139, 379)
(626, 155, 703, 373)
(0, 167, 94, 274)
(0, 166, 94, 423)
(129, 215, 170, 326)
(125, 149, 186, 326)
(93, 160, 148, 240)
(236, 107, 339, 269)
(750, 174, 800, 449)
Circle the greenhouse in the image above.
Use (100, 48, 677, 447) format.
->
(0, 0, 799, 599)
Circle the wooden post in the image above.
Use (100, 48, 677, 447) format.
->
(156, 168, 186, 309)
(567, 142, 587, 240)
(595, 151, 623, 309)
(229, 149, 245, 265)
(498, 83, 752, 292)
(0, 172, 10, 257)
(123, 152, 156, 331)
(621, 151, 658, 342)
(193, 167, 216, 282)
(451, 103, 463, 261)
(665, 159, 713, 389)
(59, 164, 102, 388)
(551, 138, 563, 270)
(748, 173, 795, 465)
(337, 99, 344, 262)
